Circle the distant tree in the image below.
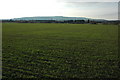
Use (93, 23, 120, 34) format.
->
(88, 19, 90, 23)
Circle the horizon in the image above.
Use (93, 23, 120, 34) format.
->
(1, 16, 118, 21)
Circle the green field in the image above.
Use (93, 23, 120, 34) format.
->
(2, 23, 119, 79)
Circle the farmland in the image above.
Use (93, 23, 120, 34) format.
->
(2, 23, 119, 79)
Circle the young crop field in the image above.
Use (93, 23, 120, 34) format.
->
(2, 23, 119, 79)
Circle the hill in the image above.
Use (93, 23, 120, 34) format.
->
(12, 16, 106, 22)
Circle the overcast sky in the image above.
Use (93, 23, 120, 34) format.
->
(0, 0, 119, 20)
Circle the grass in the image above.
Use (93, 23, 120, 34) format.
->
(2, 23, 119, 79)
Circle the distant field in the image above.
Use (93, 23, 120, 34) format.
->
(2, 23, 119, 78)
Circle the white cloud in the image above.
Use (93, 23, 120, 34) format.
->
(0, 0, 64, 19)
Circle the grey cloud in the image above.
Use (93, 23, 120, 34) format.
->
(56, 0, 119, 2)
